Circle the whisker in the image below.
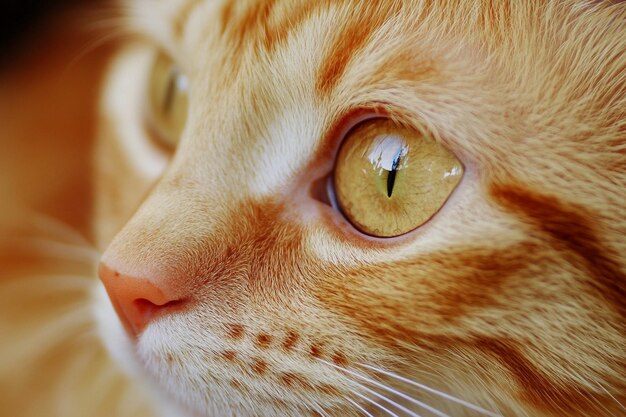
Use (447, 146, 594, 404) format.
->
(316, 358, 453, 417)
(354, 382, 424, 417)
(0, 274, 93, 294)
(62, 29, 131, 75)
(346, 397, 376, 417)
(11, 238, 101, 262)
(309, 400, 332, 417)
(0, 304, 95, 362)
(350, 389, 403, 417)
(358, 363, 502, 417)
(29, 213, 92, 246)
(596, 382, 626, 412)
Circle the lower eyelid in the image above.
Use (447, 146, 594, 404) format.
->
(326, 179, 466, 247)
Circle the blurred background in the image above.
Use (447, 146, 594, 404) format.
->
(1, 0, 84, 67)
(0, 2, 153, 416)
(0, 0, 115, 235)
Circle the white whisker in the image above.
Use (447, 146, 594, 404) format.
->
(0, 274, 93, 294)
(359, 363, 502, 417)
(29, 214, 92, 246)
(597, 382, 626, 412)
(355, 382, 425, 417)
(0, 304, 94, 363)
(316, 358, 453, 417)
(346, 397, 376, 417)
(309, 400, 332, 417)
(350, 389, 403, 417)
(63, 29, 131, 76)
(11, 238, 100, 262)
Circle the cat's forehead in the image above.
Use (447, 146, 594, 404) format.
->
(131, 0, 403, 58)
(117, 0, 491, 260)
(129, 0, 478, 193)
(128, 0, 466, 103)
(123, 0, 624, 223)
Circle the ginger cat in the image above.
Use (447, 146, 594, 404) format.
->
(1, 1, 625, 417)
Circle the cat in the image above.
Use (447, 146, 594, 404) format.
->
(1, 0, 625, 417)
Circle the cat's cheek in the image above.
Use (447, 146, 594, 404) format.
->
(134, 316, 222, 417)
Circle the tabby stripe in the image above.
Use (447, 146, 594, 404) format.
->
(473, 337, 614, 415)
(225, 0, 278, 50)
(491, 184, 626, 324)
(316, 2, 402, 97)
(221, 0, 325, 57)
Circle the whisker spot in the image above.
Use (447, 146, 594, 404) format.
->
(256, 333, 272, 349)
(310, 342, 324, 358)
(221, 350, 237, 362)
(226, 323, 245, 340)
(230, 379, 244, 391)
(280, 372, 313, 390)
(252, 359, 268, 376)
(318, 383, 340, 396)
(332, 351, 348, 367)
(282, 330, 300, 351)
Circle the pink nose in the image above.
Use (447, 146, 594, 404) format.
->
(98, 263, 183, 337)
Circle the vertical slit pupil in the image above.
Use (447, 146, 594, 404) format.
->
(163, 69, 177, 114)
(387, 154, 401, 197)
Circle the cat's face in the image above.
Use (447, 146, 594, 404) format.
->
(94, 1, 626, 416)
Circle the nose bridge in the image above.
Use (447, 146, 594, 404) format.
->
(99, 104, 309, 300)
(103, 185, 302, 293)
(100, 169, 228, 287)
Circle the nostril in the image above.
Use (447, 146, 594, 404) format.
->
(98, 262, 186, 338)
(133, 298, 186, 324)
(133, 298, 162, 326)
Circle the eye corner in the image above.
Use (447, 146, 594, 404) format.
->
(309, 174, 334, 207)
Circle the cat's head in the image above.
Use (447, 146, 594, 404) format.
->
(94, 1, 626, 416)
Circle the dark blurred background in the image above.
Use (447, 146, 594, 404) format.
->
(1, 0, 84, 67)
(0, 0, 116, 236)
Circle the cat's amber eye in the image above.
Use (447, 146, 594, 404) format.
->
(333, 119, 463, 237)
(146, 52, 189, 148)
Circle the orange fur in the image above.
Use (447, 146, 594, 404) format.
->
(1, 1, 625, 417)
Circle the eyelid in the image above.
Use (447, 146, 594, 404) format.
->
(322, 105, 445, 163)
(321, 108, 388, 162)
